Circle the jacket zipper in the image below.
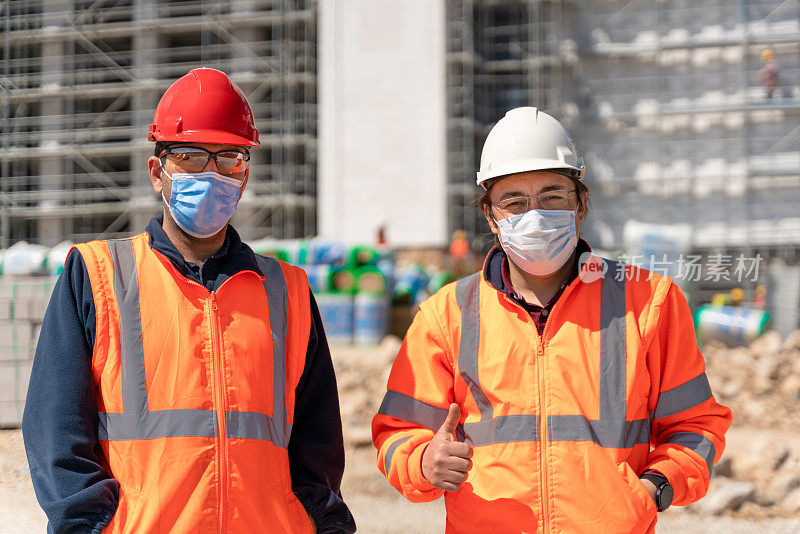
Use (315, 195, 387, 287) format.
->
(501, 283, 577, 534)
(172, 272, 252, 532)
(209, 292, 229, 533)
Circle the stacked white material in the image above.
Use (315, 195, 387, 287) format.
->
(722, 46, 744, 64)
(634, 99, 660, 129)
(0, 278, 57, 427)
(694, 159, 728, 198)
(660, 48, 691, 66)
(1, 243, 48, 277)
(634, 162, 663, 195)
(751, 152, 800, 174)
(664, 159, 693, 180)
(662, 28, 690, 47)
(633, 99, 659, 116)
(633, 31, 659, 46)
(696, 25, 726, 43)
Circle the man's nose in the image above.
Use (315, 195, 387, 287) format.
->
(203, 155, 219, 173)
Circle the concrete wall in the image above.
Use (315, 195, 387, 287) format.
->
(318, 0, 448, 247)
(0, 278, 55, 427)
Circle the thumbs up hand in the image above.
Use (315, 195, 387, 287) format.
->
(421, 403, 473, 492)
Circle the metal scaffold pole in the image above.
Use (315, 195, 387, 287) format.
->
(0, 0, 319, 246)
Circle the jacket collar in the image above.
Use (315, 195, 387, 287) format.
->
(144, 214, 262, 286)
(482, 238, 593, 296)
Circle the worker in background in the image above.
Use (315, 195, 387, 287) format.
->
(23, 68, 356, 534)
(373, 107, 731, 532)
(448, 229, 472, 278)
(757, 49, 781, 99)
(753, 284, 767, 309)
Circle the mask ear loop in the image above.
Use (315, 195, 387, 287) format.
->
(159, 159, 173, 206)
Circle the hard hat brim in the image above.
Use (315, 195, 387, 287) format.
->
(150, 128, 261, 148)
(477, 158, 584, 186)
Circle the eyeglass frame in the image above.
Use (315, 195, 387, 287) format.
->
(158, 146, 251, 175)
(489, 188, 579, 220)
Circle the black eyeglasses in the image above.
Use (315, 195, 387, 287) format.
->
(160, 146, 250, 175)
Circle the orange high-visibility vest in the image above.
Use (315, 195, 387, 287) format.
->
(74, 233, 314, 533)
(373, 255, 732, 533)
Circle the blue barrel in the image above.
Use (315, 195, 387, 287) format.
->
(307, 240, 347, 265)
(354, 293, 389, 345)
(299, 264, 332, 294)
(394, 266, 430, 303)
(376, 258, 395, 297)
(694, 305, 770, 347)
(316, 293, 354, 345)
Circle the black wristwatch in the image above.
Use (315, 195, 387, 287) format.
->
(640, 474, 673, 512)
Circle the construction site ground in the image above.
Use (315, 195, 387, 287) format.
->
(3, 337, 800, 533)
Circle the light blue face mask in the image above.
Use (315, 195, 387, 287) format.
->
(161, 166, 243, 238)
(497, 208, 578, 276)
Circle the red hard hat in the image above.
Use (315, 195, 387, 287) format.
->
(148, 68, 260, 147)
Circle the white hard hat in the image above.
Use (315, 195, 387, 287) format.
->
(477, 107, 585, 188)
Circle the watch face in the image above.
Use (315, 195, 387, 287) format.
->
(659, 484, 674, 510)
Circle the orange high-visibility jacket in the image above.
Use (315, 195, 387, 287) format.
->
(74, 233, 314, 533)
(373, 253, 732, 533)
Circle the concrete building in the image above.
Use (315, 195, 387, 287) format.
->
(2, 0, 798, 259)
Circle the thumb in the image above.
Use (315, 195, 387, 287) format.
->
(437, 403, 461, 440)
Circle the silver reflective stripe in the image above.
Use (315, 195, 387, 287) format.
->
(460, 414, 540, 446)
(548, 415, 649, 447)
(455, 273, 492, 422)
(377, 390, 449, 431)
(384, 435, 412, 475)
(98, 409, 216, 440)
(666, 432, 715, 473)
(255, 255, 292, 448)
(226, 411, 281, 442)
(108, 239, 148, 417)
(383, 436, 411, 476)
(654, 373, 712, 419)
(99, 242, 291, 447)
(599, 259, 627, 425)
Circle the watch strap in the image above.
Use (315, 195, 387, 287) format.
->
(640, 473, 672, 512)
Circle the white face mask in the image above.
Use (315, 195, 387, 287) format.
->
(496, 208, 579, 276)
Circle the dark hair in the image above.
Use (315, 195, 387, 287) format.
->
(154, 141, 168, 157)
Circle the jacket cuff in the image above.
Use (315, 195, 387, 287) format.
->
(88, 508, 115, 534)
(294, 487, 356, 534)
(409, 442, 438, 494)
(644, 459, 687, 504)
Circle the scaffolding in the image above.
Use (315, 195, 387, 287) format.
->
(0, 0, 318, 248)
(445, 0, 578, 248)
(445, 0, 799, 262)
(579, 0, 800, 261)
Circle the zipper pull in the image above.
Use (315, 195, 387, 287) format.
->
(210, 293, 218, 312)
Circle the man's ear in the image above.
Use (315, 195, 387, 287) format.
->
(148, 156, 164, 195)
(238, 167, 250, 200)
(576, 191, 588, 224)
(483, 204, 499, 237)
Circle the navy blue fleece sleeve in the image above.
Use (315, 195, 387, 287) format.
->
(22, 249, 118, 533)
(289, 291, 356, 534)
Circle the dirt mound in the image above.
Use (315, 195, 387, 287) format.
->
(705, 330, 800, 432)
